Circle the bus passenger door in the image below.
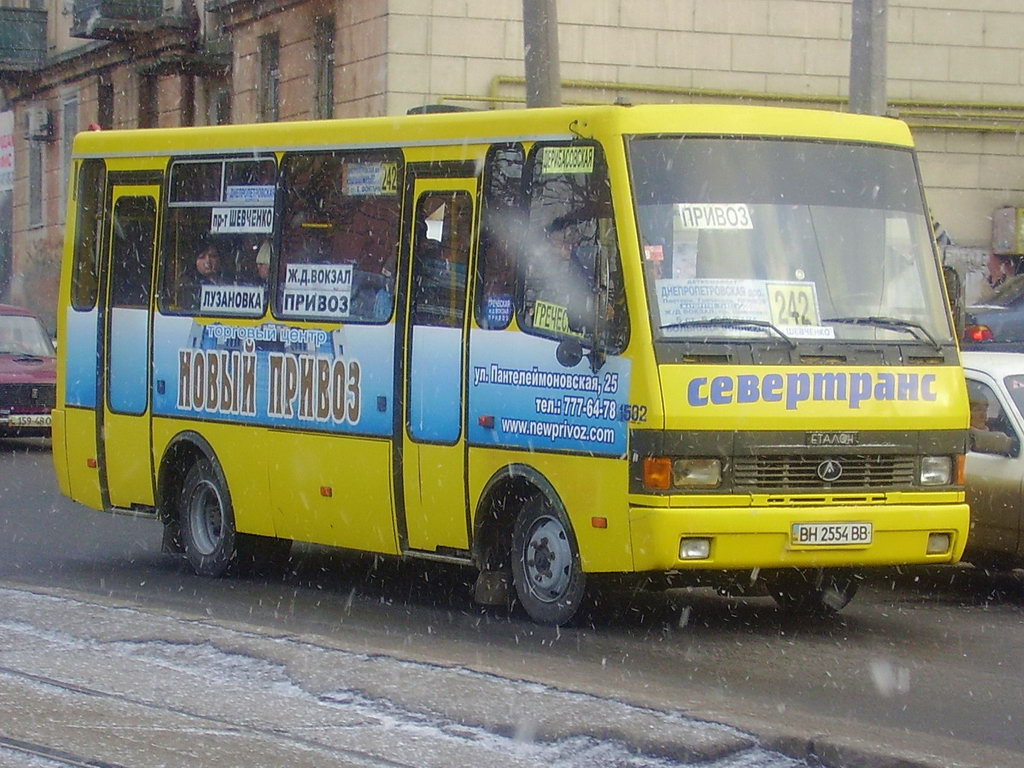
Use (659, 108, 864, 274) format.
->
(401, 179, 476, 552)
(99, 183, 160, 510)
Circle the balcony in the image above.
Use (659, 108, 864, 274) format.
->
(71, 0, 190, 41)
(0, 7, 46, 72)
(207, 0, 306, 15)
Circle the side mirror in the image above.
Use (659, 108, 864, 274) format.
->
(555, 337, 584, 368)
(942, 264, 964, 340)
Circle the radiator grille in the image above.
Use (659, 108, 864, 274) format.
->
(733, 454, 916, 490)
(0, 383, 55, 409)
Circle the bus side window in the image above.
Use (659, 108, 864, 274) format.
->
(475, 144, 523, 330)
(71, 159, 107, 310)
(411, 191, 472, 328)
(277, 150, 402, 323)
(158, 157, 276, 316)
(519, 142, 628, 353)
(109, 197, 156, 309)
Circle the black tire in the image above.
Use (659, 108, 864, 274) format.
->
(510, 494, 587, 626)
(179, 459, 237, 578)
(765, 568, 859, 617)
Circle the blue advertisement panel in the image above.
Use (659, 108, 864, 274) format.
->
(65, 307, 98, 408)
(151, 314, 395, 436)
(108, 308, 149, 414)
(409, 325, 462, 443)
(467, 330, 631, 456)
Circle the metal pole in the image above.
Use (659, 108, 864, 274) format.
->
(523, 0, 561, 107)
(849, 0, 888, 115)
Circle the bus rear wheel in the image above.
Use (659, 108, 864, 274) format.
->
(510, 496, 586, 626)
(765, 568, 859, 616)
(179, 459, 237, 578)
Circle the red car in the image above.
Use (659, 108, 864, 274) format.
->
(0, 304, 56, 437)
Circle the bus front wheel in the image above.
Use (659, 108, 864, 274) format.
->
(179, 459, 237, 578)
(764, 568, 859, 616)
(511, 496, 586, 626)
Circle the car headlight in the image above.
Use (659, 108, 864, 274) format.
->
(672, 458, 722, 488)
(920, 455, 952, 486)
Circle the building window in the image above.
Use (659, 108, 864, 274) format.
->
(314, 15, 335, 120)
(28, 135, 42, 228)
(139, 74, 157, 128)
(98, 74, 114, 129)
(181, 75, 195, 127)
(62, 97, 78, 212)
(258, 33, 280, 123)
(206, 79, 231, 126)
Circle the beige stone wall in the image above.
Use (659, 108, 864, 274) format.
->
(228, 0, 388, 122)
(10, 0, 1024, 320)
(386, 0, 1024, 248)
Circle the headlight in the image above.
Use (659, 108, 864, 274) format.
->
(920, 456, 952, 486)
(672, 458, 722, 488)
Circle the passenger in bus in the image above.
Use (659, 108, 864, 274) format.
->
(255, 240, 272, 282)
(351, 277, 392, 322)
(184, 239, 229, 310)
(195, 241, 228, 283)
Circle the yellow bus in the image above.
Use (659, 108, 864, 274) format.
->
(53, 104, 969, 625)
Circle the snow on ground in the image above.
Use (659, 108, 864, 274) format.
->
(0, 586, 807, 768)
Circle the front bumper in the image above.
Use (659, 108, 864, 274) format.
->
(628, 501, 969, 571)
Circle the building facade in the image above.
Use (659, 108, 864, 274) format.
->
(1, 0, 1022, 331)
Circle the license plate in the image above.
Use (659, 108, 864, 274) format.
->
(8, 414, 51, 427)
(791, 522, 872, 546)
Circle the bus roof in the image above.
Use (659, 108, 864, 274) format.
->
(72, 103, 915, 158)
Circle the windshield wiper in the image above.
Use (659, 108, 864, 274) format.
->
(12, 354, 45, 362)
(660, 317, 797, 349)
(822, 315, 941, 352)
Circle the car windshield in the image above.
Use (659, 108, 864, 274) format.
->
(0, 314, 54, 356)
(629, 136, 954, 346)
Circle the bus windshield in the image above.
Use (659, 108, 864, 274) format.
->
(629, 137, 953, 346)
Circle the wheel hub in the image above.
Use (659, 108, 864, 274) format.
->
(524, 516, 572, 602)
(188, 479, 224, 556)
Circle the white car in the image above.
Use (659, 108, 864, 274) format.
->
(961, 350, 1024, 569)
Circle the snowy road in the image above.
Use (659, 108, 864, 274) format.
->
(0, 585, 802, 768)
(3, 439, 1024, 768)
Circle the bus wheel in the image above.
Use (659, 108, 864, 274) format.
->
(179, 460, 237, 578)
(765, 568, 859, 616)
(511, 496, 586, 626)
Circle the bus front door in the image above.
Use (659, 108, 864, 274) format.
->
(98, 183, 160, 510)
(401, 178, 477, 553)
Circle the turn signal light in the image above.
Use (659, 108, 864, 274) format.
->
(643, 457, 672, 490)
(954, 454, 966, 485)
